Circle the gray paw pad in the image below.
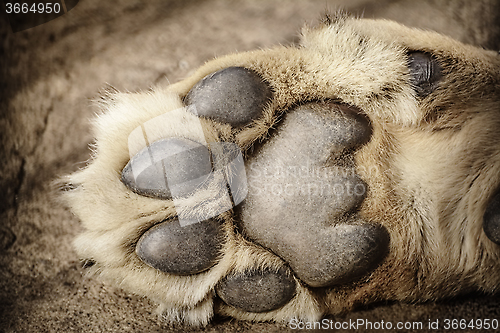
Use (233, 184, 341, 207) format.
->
(484, 191, 500, 245)
(408, 51, 442, 97)
(216, 267, 296, 313)
(184, 67, 272, 126)
(135, 217, 224, 275)
(241, 103, 388, 287)
(121, 138, 212, 199)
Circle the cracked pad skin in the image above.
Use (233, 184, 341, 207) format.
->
(63, 16, 500, 326)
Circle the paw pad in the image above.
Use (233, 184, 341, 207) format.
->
(121, 138, 212, 200)
(240, 102, 388, 287)
(216, 267, 296, 313)
(484, 191, 500, 245)
(408, 52, 442, 97)
(184, 67, 272, 126)
(136, 217, 224, 275)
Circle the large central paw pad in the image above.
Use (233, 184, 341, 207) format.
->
(240, 102, 388, 287)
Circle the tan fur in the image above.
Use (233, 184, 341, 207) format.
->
(63, 16, 500, 325)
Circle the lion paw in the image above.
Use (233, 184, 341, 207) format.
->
(63, 16, 500, 326)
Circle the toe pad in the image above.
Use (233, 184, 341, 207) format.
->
(185, 67, 272, 126)
(216, 267, 296, 313)
(484, 191, 500, 245)
(121, 138, 212, 200)
(136, 217, 224, 275)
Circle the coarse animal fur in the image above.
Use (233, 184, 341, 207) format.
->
(62, 15, 500, 325)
